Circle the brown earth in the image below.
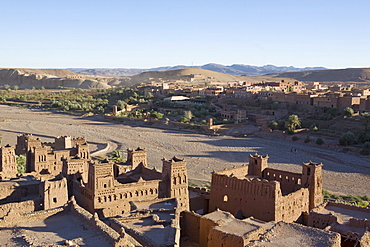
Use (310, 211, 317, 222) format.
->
(0, 105, 369, 195)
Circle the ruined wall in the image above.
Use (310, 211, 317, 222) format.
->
(69, 199, 128, 247)
(215, 165, 249, 178)
(207, 225, 265, 247)
(275, 187, 310, 223)
(0, 206, 64, 228)
(199, 215, 219, 247)
(209, 173, 278, 222)
(180, 211, 201, 243)
(308, 211, 338, 229)
(0, 200, 39, 219)
(39, 177, 68, 210)
(263, 168, 302, 195)
(0, 181, 39, 204)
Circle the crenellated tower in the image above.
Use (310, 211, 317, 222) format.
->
(302, 161, 323, 210)
(248, 153, 269, 177)
(160, 157, 189, 211)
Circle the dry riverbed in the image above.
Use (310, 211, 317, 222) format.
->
(0, 105, 369, 195)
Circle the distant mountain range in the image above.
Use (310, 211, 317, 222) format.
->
(69, 63, 328, 77)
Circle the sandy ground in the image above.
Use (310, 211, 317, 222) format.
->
(0, 105, 369, 195)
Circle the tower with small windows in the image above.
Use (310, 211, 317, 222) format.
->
(248, 153, 269, 177)
(302, 161, 323, 210)
(160, 157, 189, 211)
(126, 147, 147, 169)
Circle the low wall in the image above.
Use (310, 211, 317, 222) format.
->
(68, 198, 127, 247)
(0, 199, 40, 219)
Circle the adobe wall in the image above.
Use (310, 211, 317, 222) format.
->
(180, 211, 201, 242)
(263, 168, 302, 195)
(275, 188, 310, 223)
(83, 178, 162, 217)
(199, 214, 219, 247)
(40, 177, 69, 210)
(0, 206, 64, 228)
(0, 200, 39, 219)
(0, 181, 39, 204)
(110, 214, 180, 247)
(209, 173, 278, 222)
(215, 165, 249, 178)
(68, 198, 128, 247)
(360, 231, 370, 247)
(308, 211, 338, 229)
(207, 225, 265, 247)
(189, 187, 210, 213)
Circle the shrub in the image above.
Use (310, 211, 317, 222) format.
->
(360, 148, 370, 156)
(339, 131, 356, 146)
(304, 136, 311, 143)
(316, 138, 324, 145)
(268, 120, 278, 131)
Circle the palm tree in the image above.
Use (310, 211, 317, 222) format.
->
(285, 115, 301, 134)
(109, 150, 125, 163)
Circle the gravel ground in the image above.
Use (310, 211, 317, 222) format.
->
(0, 105, 369, 195)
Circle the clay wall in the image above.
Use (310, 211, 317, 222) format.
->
(199, 215, 219, 247)
(0, 146, 17, 179)
(180, 211, 201, 242)
(110, 215, 180, 247)
(0, 181, 39, 204)
(263, 168, 302, 195)
(69, 202, 127, 247)
(308, 210, 338, 229)
(207, 225, 265, 247)
(215, 166, 249, 178)
(0, 200, 39, 219)
(209, 173, 278, 221)
(208, 227, 245, 247)
(348, 218, 370, 229)
(275, 188, 310, 223)
(40, 177, 68, 210)
(189, 187, 210, 213)
(93, 180, 161, 217)
(0, 206, 64, 228)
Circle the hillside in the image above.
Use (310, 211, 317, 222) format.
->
(128, 68, 290, 84)
(0, 69, 131, 89)
(69, 63, 327, 77)
(269, 68, 370, 84)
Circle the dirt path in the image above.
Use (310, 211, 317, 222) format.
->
(0, 105, 369, 195)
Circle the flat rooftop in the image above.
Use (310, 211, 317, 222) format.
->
(320, 204, 370, 224)
(0, 211, 111, 246)
(247, 222, 340, 247)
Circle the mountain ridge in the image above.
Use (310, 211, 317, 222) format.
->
(69, 63, 328, 77)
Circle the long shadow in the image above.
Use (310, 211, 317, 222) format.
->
(18, 211, 110, 246)
(0, 129, 56, 141)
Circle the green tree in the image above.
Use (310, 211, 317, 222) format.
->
(343, 107, 354, 117)
(116, 100, 127, 111)
(13, 85, 19, 90)
(268, 120, 278, 131)
(109, 150, 125, 163)
(361, 112, 370, 132)
(150, 111, 164, 119)
(285, 115, 301, 134)
(339, 131, 356, 146)
(316, 138, 324, 145)
(16, 155, 26, 173)
(180, 117, 189, 123)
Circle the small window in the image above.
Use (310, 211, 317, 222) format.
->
(104, 184, 107, 188)
(53, 198, 57, 203)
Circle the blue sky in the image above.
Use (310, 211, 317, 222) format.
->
(1, 0, 369, 69)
